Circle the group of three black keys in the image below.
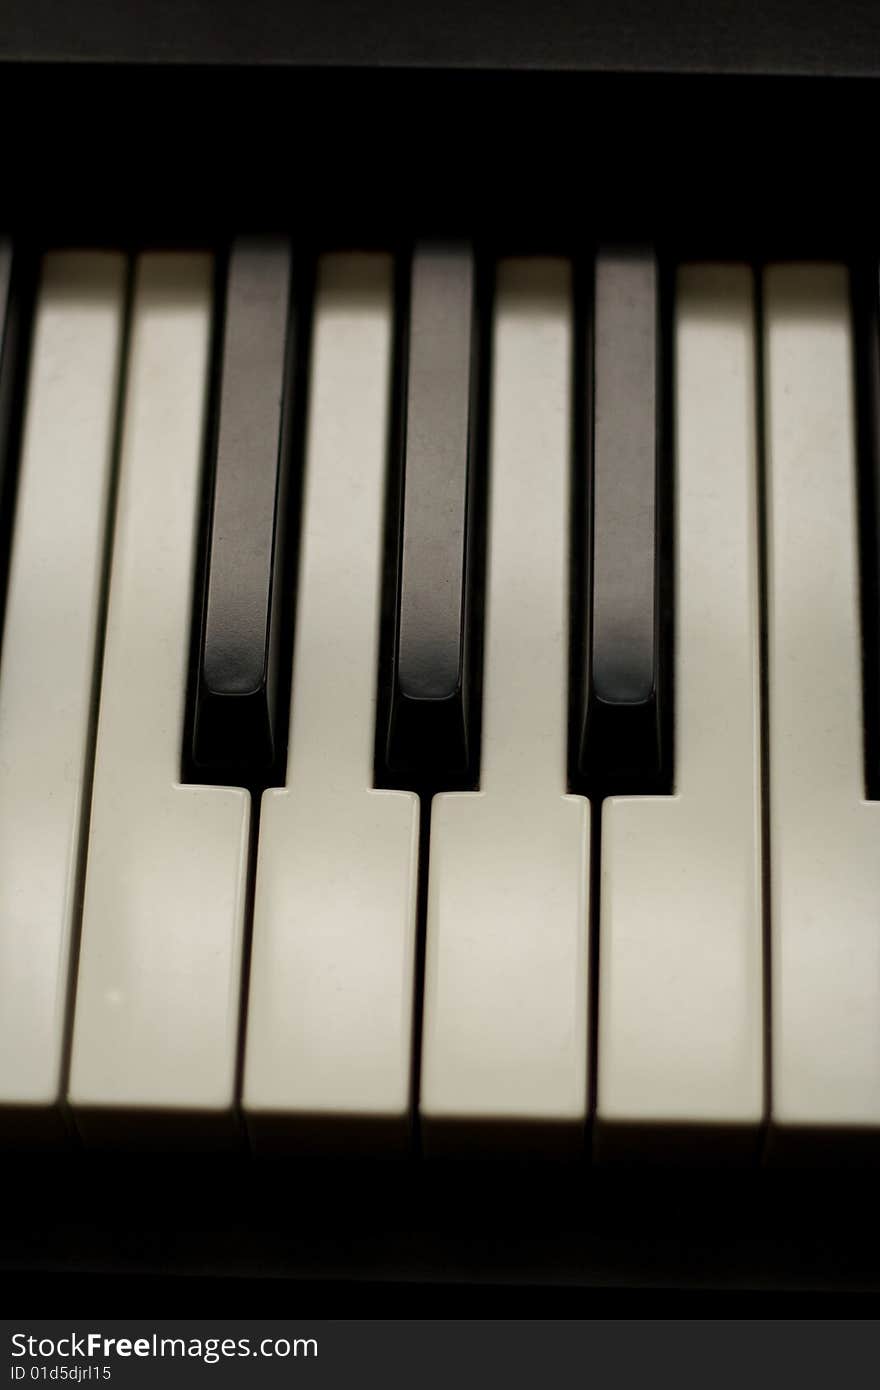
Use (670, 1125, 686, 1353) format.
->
(184, 236, 672, 803)
(0, 236, 676, 800)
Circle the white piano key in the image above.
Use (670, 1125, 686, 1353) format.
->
(595, 266, 764, 1161)
(68, 254, 251, 1144)
(419, 260, 590, 1156)
(764, 264, 880, 1156)
(243, 255, 419, 1154)
(0, 253, 126, 1143)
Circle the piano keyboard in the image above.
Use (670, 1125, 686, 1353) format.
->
(1, 239, 877, 1164)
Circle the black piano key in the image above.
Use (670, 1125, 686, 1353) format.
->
(855, 260, 880, 799)
(384, 243, 483, 783)
(576, 247, 672, 793)
(0, 241, 34, 654)
(0, 243, 12, 398)
(0, 242, 14, 549)
(191, 238, 296, 773)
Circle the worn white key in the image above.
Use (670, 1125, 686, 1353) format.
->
(595, 266, 764, 1161)
(243, 255, 419, 1154)
(764, 264, 880, 1156)
(68, 255, 250, 1144)
(420, 260, 590, 1156)
(0, 254, 126, 1143)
